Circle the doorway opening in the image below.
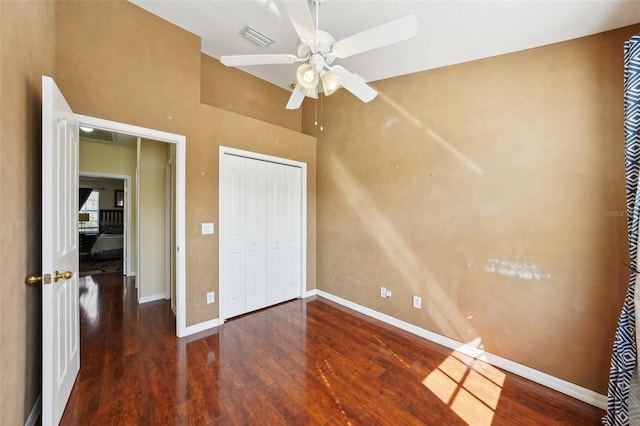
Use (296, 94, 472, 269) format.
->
(78, 174, 129, 277)
(76, 114, 187, 336)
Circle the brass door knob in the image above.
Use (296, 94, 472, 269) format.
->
(25, 275, 42, 285)
(54, 270, 73, 283)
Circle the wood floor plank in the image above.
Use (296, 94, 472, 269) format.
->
(59, 273, 605, 425)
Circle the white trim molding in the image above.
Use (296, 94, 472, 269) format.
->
(313, 290, 607, 410)
(139, 293, 167, 304)
(182, 318, 223, 337)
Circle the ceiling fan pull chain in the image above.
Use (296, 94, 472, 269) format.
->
(314, 97, 318, 126)
(320, 92, 324, 132)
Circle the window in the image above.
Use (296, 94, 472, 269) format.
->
(79, 190, 99, 233)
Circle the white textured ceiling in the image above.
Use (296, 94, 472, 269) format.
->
(129, 0, 640, 90)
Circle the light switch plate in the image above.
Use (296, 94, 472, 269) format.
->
(202, 223, 214, 235)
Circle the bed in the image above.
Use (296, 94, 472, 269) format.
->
(90, 209, 124, 260)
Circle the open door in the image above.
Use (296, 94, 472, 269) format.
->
(41, 75, 80, 425)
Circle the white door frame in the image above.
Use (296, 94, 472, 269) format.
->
(165, 158, 176, 313)
(219, 146, 307, 321)
(75, 114, 188, 337)
(79, 172, 132, 276)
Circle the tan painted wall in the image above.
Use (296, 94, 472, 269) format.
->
(0, 1, 55, 423)
(55, 0, 316, 326)
(303, 25, 640, 394)
(80, 139, 138, 272)
(201, 54, 301, 132)
(138, 139, 169, 298)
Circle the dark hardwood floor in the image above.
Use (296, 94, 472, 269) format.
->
(59, 273, 605, 425)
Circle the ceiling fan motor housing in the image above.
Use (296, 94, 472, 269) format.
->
(297, 30, 336, 66)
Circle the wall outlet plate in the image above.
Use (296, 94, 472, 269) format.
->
(413, 295, 422, 309)
(380, 287, 387, 298)
(207, 291, 215, 304)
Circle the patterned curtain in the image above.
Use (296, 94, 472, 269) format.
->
(604, 33, 640, 426)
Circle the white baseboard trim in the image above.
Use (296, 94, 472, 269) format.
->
(181, 318, 222, 337)
(25, 393, 41, 426)
(139, 293, 166, 304)
(315, 290, 607, 410)
(178, 288, 319, 338)
(303, 289, 317, 298)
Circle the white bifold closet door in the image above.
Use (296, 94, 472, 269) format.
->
(222, 154, 301, 319)
(266, 161, 302, 305)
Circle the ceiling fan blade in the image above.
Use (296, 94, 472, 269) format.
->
(221, 54, 299, 67)
(286, 85, 305, 110)
(281, 0, 316, 46)
(330, 65, 377, 103)
(332, 13, 417, 59)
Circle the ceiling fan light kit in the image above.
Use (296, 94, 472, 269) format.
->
(296, 63, 319, 89)
(320, 71, 341, 96)
(303, 86, 318, 99)
(220, 0, 417, 110)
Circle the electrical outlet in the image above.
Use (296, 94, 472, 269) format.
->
(413, 295, 422, 309)
(380, 287, 387, 298)
(386, 290, 392, 298)
(207, 291, 215, 304)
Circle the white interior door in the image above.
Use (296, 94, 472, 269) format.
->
(244, 158, 267, 312)
(41, 75, 80, 425)
(266, 163, 286, 305)
(222, 154, 248, 318)
(267, 163, 302, 305)
(284, 165, 302, 300)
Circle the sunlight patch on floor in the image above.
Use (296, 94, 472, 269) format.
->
(423, 349, 506, 426)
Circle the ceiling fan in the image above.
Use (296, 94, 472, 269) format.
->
(220, 0, 417, 110)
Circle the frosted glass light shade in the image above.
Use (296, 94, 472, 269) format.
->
(303, 86, 318, 99)
(296, 63, 319, 90)
(321, 71, 342, 96)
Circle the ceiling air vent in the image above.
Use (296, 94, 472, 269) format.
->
(240, 25, 274, 48)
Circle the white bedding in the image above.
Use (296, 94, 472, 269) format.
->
(90, 233, 123, 256)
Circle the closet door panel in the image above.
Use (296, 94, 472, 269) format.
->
(245, 159, 267, 312)
(266, 163, 287, 305)
(284, 166, 302, 300)
(222, 155, 247, 319)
